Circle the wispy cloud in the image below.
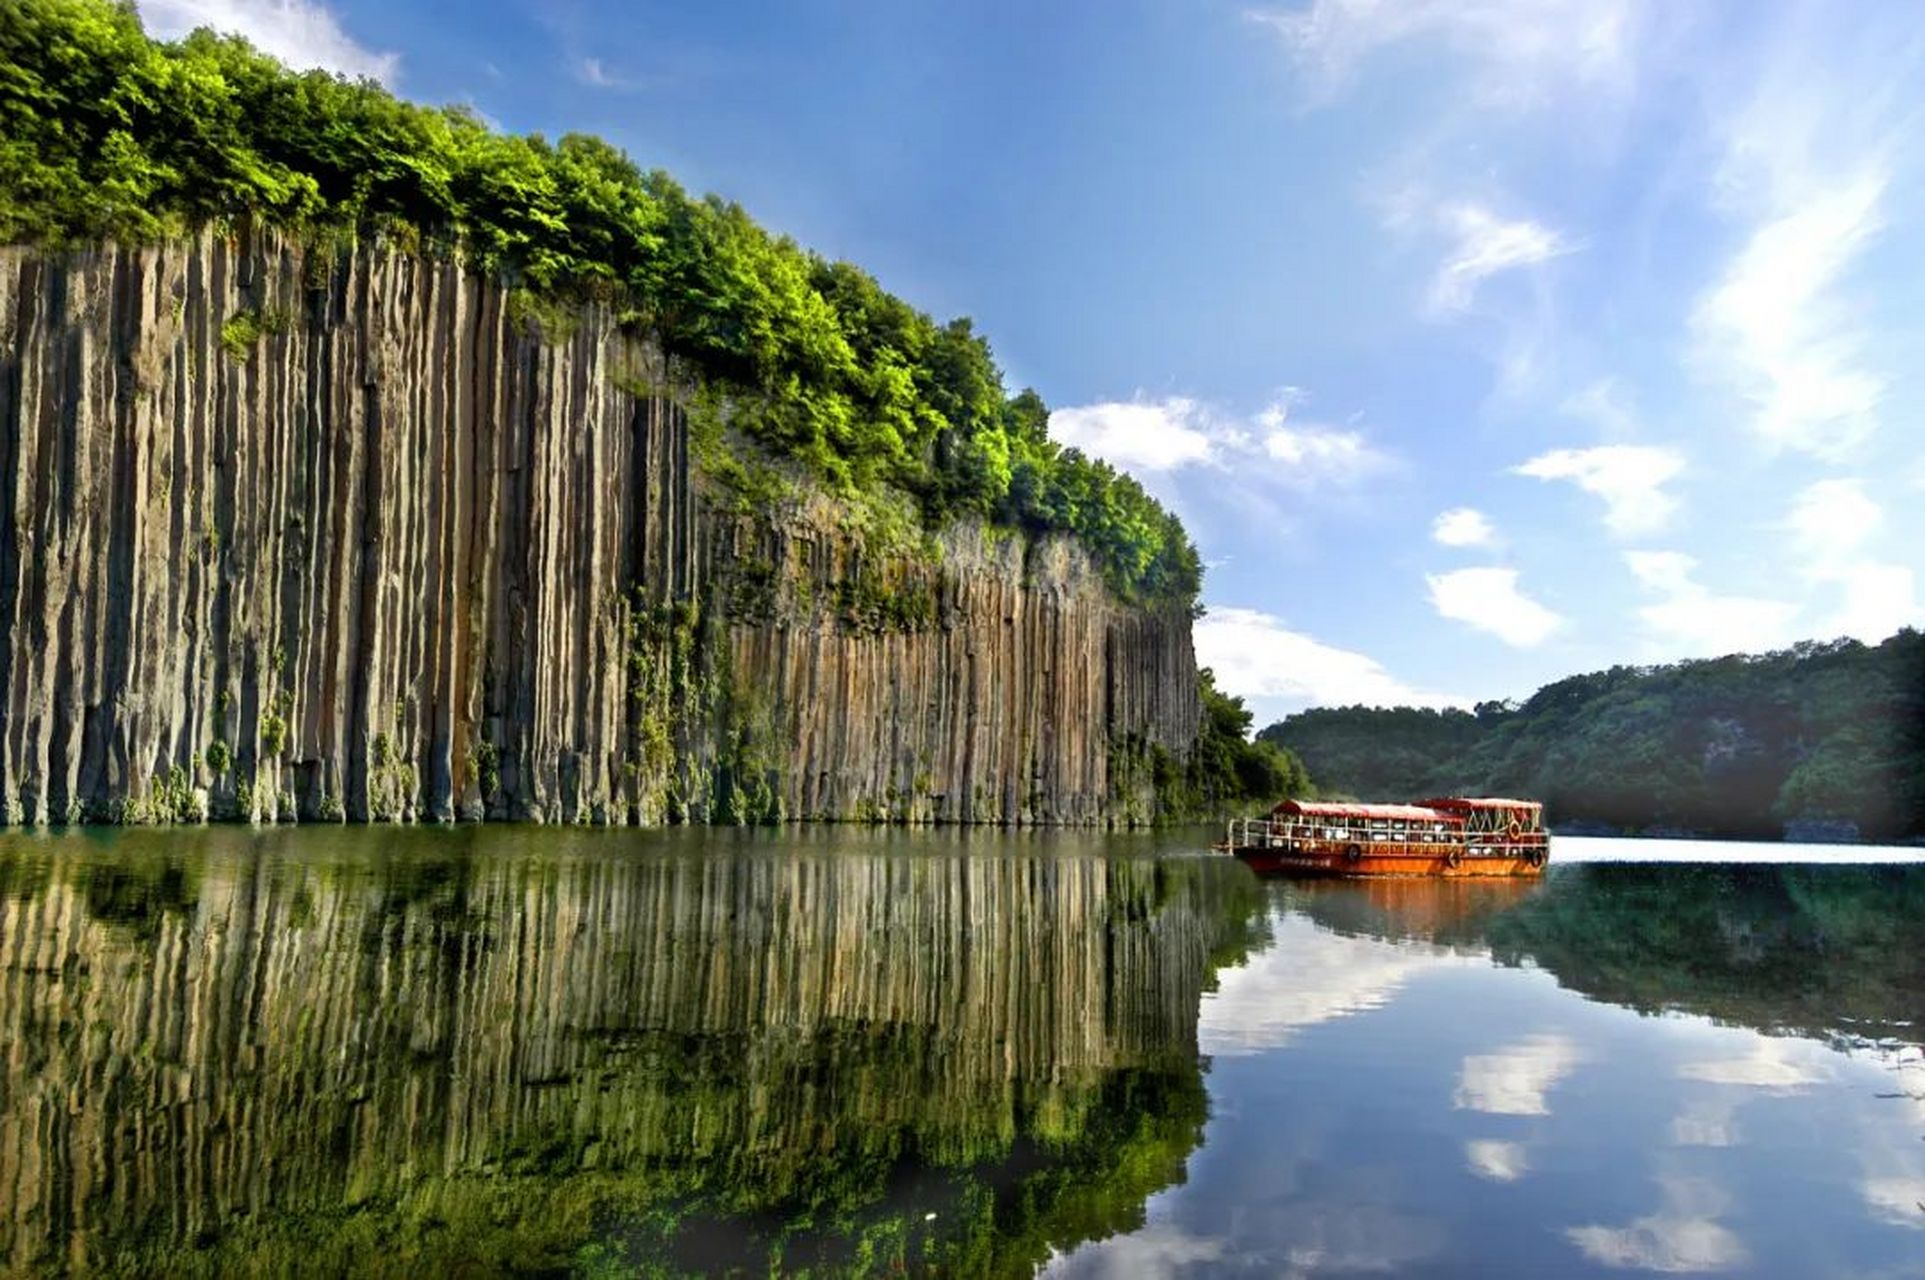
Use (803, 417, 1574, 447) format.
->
(1425, 567, 1562, 648)
(1688, 15, 1912, 460)
(1513, 444, 1685, 538)
(1624, 551, 1797, 659)
(137, 0, 399, 84)
(1429, 203, 1573, 312)
(1249, 0, 1644, 104)
(1783, 479, 1922, 643)
(1432, 507, 1497, 549)
(1196, 605, 1466, 712)
(1693, 175, 1886, 458)
(1561, 379, 1639, 439)
(576, 57, 654, 91)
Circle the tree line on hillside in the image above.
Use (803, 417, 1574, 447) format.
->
(1258, 630, 1925, 840)
(1161, 673, 1314, 820)
(0, 0, 1199, 605)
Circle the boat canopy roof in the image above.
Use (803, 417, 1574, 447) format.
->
(1271, 800, 1457, 823)
(1417, 796, 1542, 812)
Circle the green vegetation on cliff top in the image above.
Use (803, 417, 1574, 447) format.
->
(1260, 630, 1925, 840)
(0, 0, 1199, 605)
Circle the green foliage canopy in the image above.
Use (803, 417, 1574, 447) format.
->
(0, 0, 1201, 605)
(1154, 669, 1314, 818)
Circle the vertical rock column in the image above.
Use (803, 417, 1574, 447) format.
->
(0, 232, 1200, 826)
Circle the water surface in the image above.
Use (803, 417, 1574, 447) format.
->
(0, 827, 1919, 1277)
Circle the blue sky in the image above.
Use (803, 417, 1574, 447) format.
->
(140, 0, 1925, 726)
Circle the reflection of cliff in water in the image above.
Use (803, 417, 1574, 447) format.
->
(1269, 864, 1925, 1051)
(0, 829, 1262, 1276)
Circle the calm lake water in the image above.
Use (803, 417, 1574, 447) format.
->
(0, 828, 1920, 1277)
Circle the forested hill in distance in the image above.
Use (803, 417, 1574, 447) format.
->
(1258, 630, 1925, 842)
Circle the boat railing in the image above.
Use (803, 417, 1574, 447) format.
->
(1225, 816, 1551, 852)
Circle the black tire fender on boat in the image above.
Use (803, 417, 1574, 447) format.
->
(1445, 848, 1462, 869)
(1344, 843, 1364, 863)
(1527, 847, 1547, 868)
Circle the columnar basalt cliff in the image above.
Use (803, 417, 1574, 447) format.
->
(0, 233, 1199, 825)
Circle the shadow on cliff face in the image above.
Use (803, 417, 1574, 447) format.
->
(0, 826, 1262, 1276)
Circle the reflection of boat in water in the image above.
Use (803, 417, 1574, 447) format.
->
(1217, 797, 1550, 878)
(1281, 874, 1544, 943)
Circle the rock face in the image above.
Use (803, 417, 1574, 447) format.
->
(0, 232, 1199, 825)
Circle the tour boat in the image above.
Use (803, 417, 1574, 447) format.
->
(1216, 797, 1550, 878)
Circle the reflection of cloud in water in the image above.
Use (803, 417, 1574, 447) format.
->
(1044, 1225, 1226, 1277)
(1454, 1034, 1581, 1116)
(1567, 1177, 1748, 1273)
(1674, 1032, 1925, 1235)
(1465, 1139, 1527, 1182)
(1677, 1038, 1830, 1092)
(1259, 1199, 1448, 1277)
(1199, 916, 1463, 1057)
(1859, 1176, 1925, 1230)
(1669, 1097, 1738, 1148)
(1046, 1200, 1447, 1278)
(1856, 1053, 1925, 1230)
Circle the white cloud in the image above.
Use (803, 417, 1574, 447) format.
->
(138, 0, 399, 83)
(1782, 480, 1922, 644)
(1466, 1139, 1528, 1182)
(1196, 606, 1466, 711)
(1429, 203, 1572, 312)
(1513, 445, 1685, 538)
(1049, 398, 1219, 473)
(1689, 20, 1908, 461)
(1455, 1033, 1581, 1115)
(1250, 0, 1642, 103)
(1431, 507, 1496, 548)
(1693, 175, 1887, 458)
(1624, 551, 1798, 659)
(1785, 478, 1882, 567)
(1826, 563, 1922, 646)
(1049, 395, 1391, 488)
(1424, 568, 1562, 648)
(1260, 421, 1387, 480)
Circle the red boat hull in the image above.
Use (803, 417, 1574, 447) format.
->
(1223, 842, 1546, 879)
